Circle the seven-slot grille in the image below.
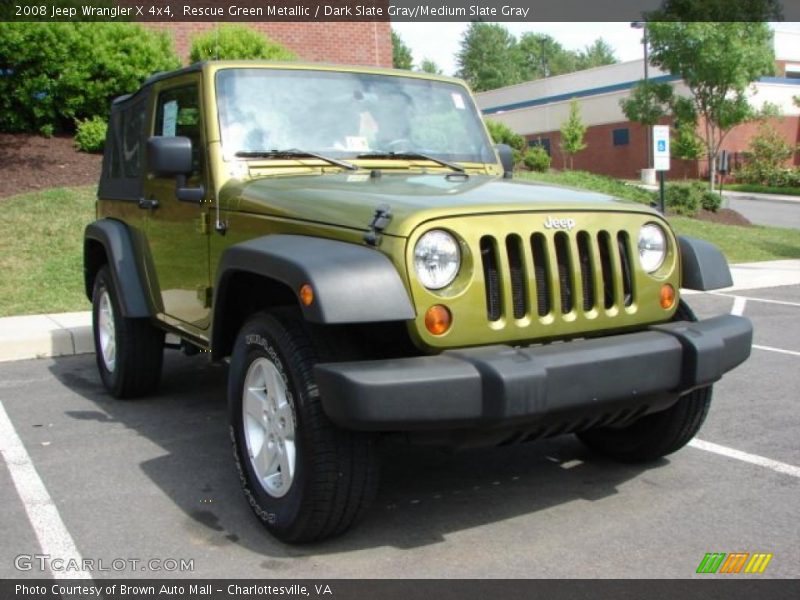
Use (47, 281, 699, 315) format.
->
(479, 229, 635, 322)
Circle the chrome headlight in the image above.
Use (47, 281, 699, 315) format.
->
(638, 223, 667, 273)
(413, 230, 461, 290)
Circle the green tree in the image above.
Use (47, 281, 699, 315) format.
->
(418, 58, 443, 75)
(189, 25, 295, 62)
(672, 122, 705, 161)
(646, 0, 783, 21)
(620, 80, 674, 128)
(560, 99, 587, 169)
(0, 23, 180, 134)
(391, 30, 413, 70)
(576, 38, 618, 70)
(517, 33, 576, 79)
(456, 23, 520, 91)
(646, 21, 775, 189)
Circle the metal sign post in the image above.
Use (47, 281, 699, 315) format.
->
(653, 125, 670, 214)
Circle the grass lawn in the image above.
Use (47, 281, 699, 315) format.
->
(0, 186, 96, 317)
(669, 217, 800, 264)
(1, 181, 799, 317)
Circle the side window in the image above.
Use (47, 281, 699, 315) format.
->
(154, 85, 203, 177)
(99, 92, 148, 201)
(123, 103, 145, 177)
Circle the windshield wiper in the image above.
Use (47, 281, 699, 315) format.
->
(235, 149, 358, 171)
(356, 151, 465, 173)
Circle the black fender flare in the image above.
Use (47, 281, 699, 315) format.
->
(212, 234, 415, 334)
(84, 219, 153, 318)
(678, 235, 733, 291)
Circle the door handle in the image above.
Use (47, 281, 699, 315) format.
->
(138, 197, 159, 210)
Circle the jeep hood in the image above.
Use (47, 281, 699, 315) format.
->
(225, 172, 656, 238)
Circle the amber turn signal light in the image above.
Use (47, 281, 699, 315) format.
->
(660, 284, 676, 309)
(424, 305, 452, 335)
(299, 284, 314, 307)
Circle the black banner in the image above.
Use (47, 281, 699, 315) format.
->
(3, 579, 800, 600)
(2, 0, 799, 22)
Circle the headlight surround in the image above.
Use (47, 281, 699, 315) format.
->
(413, 229, 461, 290)
(638, 223, 667, 273)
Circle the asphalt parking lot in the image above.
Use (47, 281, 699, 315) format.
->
(1, 286, 798, 580)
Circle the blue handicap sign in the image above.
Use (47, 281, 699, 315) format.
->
(657, 140, 666, 152)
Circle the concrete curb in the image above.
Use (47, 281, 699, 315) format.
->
(1, 260, 799, 363)
(0, 312, 92, 363)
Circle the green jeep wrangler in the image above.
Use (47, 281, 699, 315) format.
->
(84, 61, 752, 543)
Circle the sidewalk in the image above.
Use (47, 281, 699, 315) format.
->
(1, 260, 799, 363)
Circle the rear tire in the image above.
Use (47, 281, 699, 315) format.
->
(91, 266, 164, 398)
(576, 300, 712, 463)
(228, 311, 379, 543)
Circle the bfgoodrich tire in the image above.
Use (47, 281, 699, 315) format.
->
(228, 311, 379, 543)
(576, 301, 712, 463)
(91, 266, 164, 398)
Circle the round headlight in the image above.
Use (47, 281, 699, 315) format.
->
(414, 230, 461, 290)
(638, 223, 667, 273)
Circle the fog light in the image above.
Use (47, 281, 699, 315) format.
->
(425, 305, 452, 335)
(299, 284, 314, 307)
(660, 284, 675, 309)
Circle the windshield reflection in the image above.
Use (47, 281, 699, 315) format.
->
(215, 68, 495, 164)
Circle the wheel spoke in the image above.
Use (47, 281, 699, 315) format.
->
(253, 438, 279, 480)
(244, 387, 267, 423)
(281, 440, 296, 479)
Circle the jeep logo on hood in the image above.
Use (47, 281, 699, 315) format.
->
(543, 216, 576, 231)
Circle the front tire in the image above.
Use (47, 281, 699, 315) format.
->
(576, 301, 712, 463)
(91, 266, 164, 398)
(228, 311, 379, 543)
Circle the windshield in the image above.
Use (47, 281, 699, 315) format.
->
(215, 68, 496, 164)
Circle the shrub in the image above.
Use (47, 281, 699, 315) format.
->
(523, 146, 550, 172)
(0, 23, 180, 134)
(736, 123, 797, 186)
(74, 116, 107, 153)
(664, 182, 701, 216)
(699, 189, 722, 212)
(484, 119, 526, 165)
(189, 25, 296, 62)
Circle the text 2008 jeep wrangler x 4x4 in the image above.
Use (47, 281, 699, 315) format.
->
(84, 61, 752, 542)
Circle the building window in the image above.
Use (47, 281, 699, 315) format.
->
(612, 128, 630, 146)
(528, 137, 551, 156)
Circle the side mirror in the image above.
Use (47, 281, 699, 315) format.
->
(495, 143, 514, 179)
(148, 136, 192, 177)
(147, 136, 204, 203)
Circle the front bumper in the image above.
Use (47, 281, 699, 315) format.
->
(314, 315, 752, 432)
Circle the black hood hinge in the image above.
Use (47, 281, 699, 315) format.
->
(363, 204, 392, 246)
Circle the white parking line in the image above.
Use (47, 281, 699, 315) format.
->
(689, 439, 800, 478)
(0, 401, 90, 579)
(752, 344, 800, 357)
(731, 296, 747, 316)
(713, 292, 800, 308)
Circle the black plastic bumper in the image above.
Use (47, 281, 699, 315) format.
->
(314, 315, 752, 431)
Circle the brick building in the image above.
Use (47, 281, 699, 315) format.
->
(144, 22, 393, 68)
(476, 30, 800, 181)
